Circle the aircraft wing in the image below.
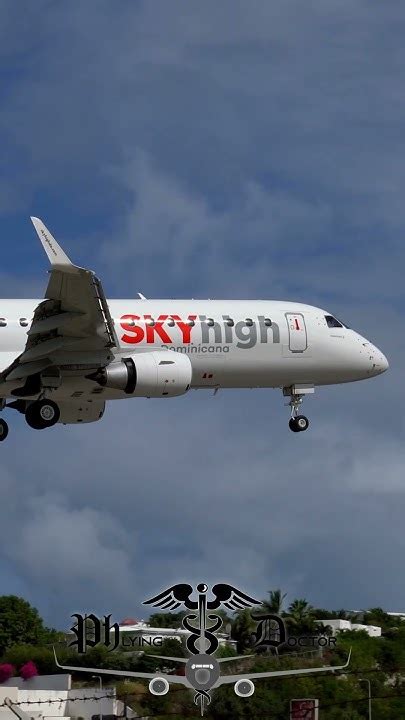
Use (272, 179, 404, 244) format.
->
(214, 649, 351, 687)
(2, 218, 119, 382)
(53, 650, 193, 688)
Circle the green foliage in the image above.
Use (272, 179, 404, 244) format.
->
(215, 644, 238, 659)
(262, 589, 288, 615)
(0, 596, 48, 653)
(231, 609, 256, 653)
(148, 612, 186, 628)
(286, 598, 317, 634)
(62, 645, 133, 672)
(1, 645, 55, 674)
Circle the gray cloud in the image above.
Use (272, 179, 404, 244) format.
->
(0, 0, 404, 628)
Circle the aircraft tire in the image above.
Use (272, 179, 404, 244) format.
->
(295, 415, 309, 432)
(289, 416, 309, 432)
(0, 418, 9, 441)
(25, 400, 60, 429)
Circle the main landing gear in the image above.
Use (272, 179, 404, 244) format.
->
(0, 398, 61, 441)
(25, 399, 60, 430)
(0, 418, 9, 441)
(283, 385, 313, 433)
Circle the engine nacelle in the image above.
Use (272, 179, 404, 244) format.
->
(57, 400, 106, 424)
(234, 679, 255, 697)
(149, 677, 170, 696)
(90, 351, 192, 398)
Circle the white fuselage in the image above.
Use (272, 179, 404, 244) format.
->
(0, 299, 388, 402)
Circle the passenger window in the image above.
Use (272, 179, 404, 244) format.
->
(0, 318, 6, 327)
(167, 318, 175, 327)
(145, 318, 155, 326)
(245, 318, 253, 326)
(206, 318, 215, 326)
(325, 315, 343, 329)
(19, 318, 29, 327)
(187, 319, 195, 327)
(264, 318, 272, 326)
(225, 318, 234, 327)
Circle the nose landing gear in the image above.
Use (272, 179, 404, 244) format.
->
(283, 385, 313, 433)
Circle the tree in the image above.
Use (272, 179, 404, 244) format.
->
(0, 596, 48, 654)
(147, 612, 185, 629)
(2, 645, 55, 674)
(262, 589, 287, 615)
(286, 598, 316, 634)
(231, 609, 256, 653)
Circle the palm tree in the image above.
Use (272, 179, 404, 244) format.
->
(286, 598, 316, 634)
(231, 609, 256, 653)
(262, 589, 287, 616)
(257, 590, 288, 657)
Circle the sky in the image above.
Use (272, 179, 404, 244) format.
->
(0, 0, 403, 630)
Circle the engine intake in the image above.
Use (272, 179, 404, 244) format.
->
(234, 679, 255, 697)
(88, 351, 192, 398)
(149, 677, 169, 696)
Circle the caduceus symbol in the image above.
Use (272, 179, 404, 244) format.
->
(144, 582, 261, 655)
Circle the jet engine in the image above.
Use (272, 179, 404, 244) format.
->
(88, 351, 192, 398)
(234, 679, 255, 697)
(149, 677, 170, 696)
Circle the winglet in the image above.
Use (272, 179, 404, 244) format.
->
(31, 217, 74, 268)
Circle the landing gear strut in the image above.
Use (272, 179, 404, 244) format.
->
(283, 385, 313, 433)
(25, 399, 60, 430)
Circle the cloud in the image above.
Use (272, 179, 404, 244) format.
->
(0, 0, 404, 628)
(100, 150, 334, 298)
(0, 488, 136, 622)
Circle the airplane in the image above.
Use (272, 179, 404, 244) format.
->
(0, 217, 388, 441)
(53, 647, 352, 717)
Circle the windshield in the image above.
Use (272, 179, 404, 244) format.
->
(325, 315, 350, 329)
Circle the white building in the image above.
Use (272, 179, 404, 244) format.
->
(387, 612, 405, 620)
(0, 674, 138, 720)
(316, 619, 381, 637)
(117, 620, 236, 649)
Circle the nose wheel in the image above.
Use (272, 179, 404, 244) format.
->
(289, 415, 309, 432)
(286, 390, 310, 433)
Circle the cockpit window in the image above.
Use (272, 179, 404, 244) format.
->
(325, 315, 343, 329)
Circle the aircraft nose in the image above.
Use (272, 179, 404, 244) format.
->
(364, 342, 389, 375)
(369, 345, 389, 375)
